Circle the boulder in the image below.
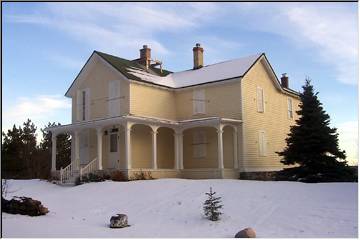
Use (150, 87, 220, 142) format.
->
(235, 228, 256, 238)
(110, 214, 128, 228)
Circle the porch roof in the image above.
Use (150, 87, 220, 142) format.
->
(47, 115, 242, 135)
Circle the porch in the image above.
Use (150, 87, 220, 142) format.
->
(48, 115, 242, 183)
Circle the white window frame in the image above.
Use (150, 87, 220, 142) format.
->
(193, 130, 207, 158)
(258, 130, 267, 156)
(256, 86, 265, 113)
(287, 98, 293, 119)
(193, 89, 206, 115)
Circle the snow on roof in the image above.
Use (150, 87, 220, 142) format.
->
(126, 53, 263, 88)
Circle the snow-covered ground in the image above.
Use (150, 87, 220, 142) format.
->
(2, 179, 358, 238)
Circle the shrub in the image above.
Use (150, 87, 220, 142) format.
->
(131, 170, 153, 181)
(111, 171, 127, 182)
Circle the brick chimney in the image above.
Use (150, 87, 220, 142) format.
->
(139, 45, 151, 69)
(281, 73, 289, 88)
(193, 43, 204, 69)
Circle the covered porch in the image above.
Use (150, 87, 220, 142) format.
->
(48, 115, 242, 182)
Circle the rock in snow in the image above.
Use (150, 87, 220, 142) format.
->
(110, 214, 128, 228)
(235, 228, 256, 238)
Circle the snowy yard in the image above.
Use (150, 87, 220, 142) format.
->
(2, 179, 358, 238)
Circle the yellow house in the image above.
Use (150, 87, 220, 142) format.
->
(48, 44, 300, 183)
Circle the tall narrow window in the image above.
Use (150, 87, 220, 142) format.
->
(193, 89, 206, 115)
(82, 90, 86, 121)
(287, 98, 293, 119)
(258, 130, 267, 156)
(257, 87, 265, 113)
(193, 130, 207, 158)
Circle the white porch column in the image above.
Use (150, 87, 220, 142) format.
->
(74, 131, 80, 170)
(151, 126, 159, 170)
(97, 128, 103, 170)
(125, 122, 132, 169)
(217, 127, 224, 169)
(51, 133, 57, 171)
(174, 130, 183, 170)
(179, 132, 184, 169)
(233, 128, 238, 169)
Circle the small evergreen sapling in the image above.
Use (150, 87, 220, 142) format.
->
(203, 187, 223, 221)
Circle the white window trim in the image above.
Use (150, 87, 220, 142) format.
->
(256, 86, 265, 113)
(258, 130, 267, 156)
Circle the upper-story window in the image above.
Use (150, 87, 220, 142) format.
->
(287, 98, 293, 119)
(82, 91, 86, 121)
(77, 88, 90, 121)
(256, 87, 265, 113)
(108, 80, 121, 117)
(193, 89, 206, 115)
(193, 130, 207, 158)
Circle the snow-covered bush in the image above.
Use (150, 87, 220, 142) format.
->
(203, 187, 223, 221)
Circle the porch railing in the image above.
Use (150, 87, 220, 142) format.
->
(80, 157, 98, 180)
(60, 160, 78, 184)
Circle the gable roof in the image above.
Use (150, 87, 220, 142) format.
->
(124, 53, 263, 88)
(65, 50, 300, 97)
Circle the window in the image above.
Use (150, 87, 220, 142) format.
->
(82, 90, 86, 121)
(110, 133, 118, 153)
(193, 89, 206, 114)
(193, 130, 207, 158)
(258, 130, 267, 156)
(257, 87, 265, 113)
(287, 98, 293, 119)
(77, 89, 90, 121)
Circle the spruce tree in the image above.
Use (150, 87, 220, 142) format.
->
(203, 187, 223, 221)
(277, 79, 355, 182)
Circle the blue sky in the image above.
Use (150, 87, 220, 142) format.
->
(2, 2, 358, 164)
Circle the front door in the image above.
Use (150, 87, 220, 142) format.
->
(108, 129, 119, 169)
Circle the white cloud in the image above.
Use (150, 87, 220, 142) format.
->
(2, 95, 71, 141)
(336, 121, 358, 166)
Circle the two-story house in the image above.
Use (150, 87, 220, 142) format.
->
(48, 43, 300, 183)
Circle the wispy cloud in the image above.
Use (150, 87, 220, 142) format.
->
(5, 3, 219, 59)
(232, 3, 358, 85)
